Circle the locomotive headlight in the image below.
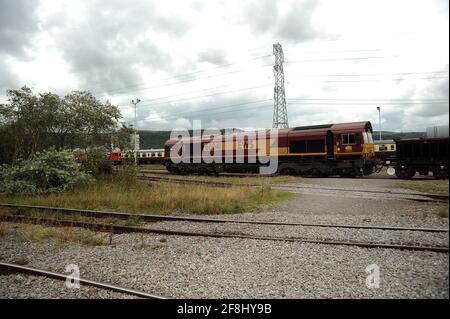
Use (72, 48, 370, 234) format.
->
(386, 161, 391, 165)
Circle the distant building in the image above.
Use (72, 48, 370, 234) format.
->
(426, 125, 449, 138)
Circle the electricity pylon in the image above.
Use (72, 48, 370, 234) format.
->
(272, 43, 289, 128)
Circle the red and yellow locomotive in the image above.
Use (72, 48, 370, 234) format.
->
(164, 121, 376, 177)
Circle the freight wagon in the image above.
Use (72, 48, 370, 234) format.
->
(386, 137, 449, 179)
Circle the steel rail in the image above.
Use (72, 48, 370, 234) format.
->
(0, 262, 167, 299)
(1, 215, 448, 253)
(273, 184, 449, 201)
(0, 202, 448, 233)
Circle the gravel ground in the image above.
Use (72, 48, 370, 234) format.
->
(0, 233, 448, 299)
(142, 220, 449, 247)
(0, 274, 136, 299)
(0, 176, 448, 299)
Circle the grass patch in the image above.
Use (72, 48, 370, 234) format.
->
(0, 176, 291, 215)
(0, 222, 106, 247)
(145, 174, 302, 185)
(438, 206, 449, 218)
(394, 179, 449, 195)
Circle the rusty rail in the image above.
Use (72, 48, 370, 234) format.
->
(1, 215, 448, 253)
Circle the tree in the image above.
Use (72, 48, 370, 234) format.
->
(0, 87, 51, 162)
(62, 91, 122, 148)
(111, 123, 134, 150)
(0, 87, 123, 164)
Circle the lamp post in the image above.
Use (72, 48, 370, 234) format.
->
(131, 99, 141, 164)
(377, 106, 382, 141)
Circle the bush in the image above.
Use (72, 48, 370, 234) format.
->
(77, 146, 113, 177)
(0, 149, 93, 196)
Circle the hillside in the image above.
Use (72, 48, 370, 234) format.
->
(372, 131, 426, 141)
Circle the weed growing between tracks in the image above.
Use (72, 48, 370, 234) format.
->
(140, 171, 303, 185)
(0, 222, 106, 247)
(439, 206, 449, 218)
(394, 179, 449, 195)
(0, 168, 292, 215)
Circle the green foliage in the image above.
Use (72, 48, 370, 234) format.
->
(111, 124, 134, 150)
(0, 87, 122, 164)
(0, 149, 92, 196)
(78, 146, 113, 177)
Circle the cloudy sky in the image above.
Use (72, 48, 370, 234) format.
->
(0, 0, 448, 132)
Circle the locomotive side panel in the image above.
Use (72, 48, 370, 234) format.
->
(164, 121, 376, 177)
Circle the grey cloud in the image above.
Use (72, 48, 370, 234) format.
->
(43, 0, 191, 93)
(140, 92, 273, 130)
(197, 49, 228, 65)
(0, 0, 39, 58)
(0, 57, 20, 93)
(409, 77, 449, 117)
(241, 0, 328, 43)
(242, 0, 277, 35)
(276, 0, 323, 42)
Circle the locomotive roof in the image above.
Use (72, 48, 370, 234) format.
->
(164, 121, 373, 145)
(292, 121, 372, 133)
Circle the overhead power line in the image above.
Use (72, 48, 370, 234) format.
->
(287, 98, 449, 102)
(143, 103, 274, 124)
(90, 55, 273, 97)
(95, 64, 273, 98)
(141, 98, 449, 124)
(125, 84, 272, 108)
(144, 99, 272, 121)
(290, 71, 449, 77)
(285, 55, 400, 63)
(287, 101, 449, 105)
(285, 76, 449, 84)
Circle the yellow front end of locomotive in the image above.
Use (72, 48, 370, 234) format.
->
(362, 143, 375, 160)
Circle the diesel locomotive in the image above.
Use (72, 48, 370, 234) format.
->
(164, 121, 376, 177)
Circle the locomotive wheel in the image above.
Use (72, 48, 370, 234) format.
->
(307, 168, 323, 177)
(433, 167, 449, 179)
(339, 169, 356, 178)
(279, 167, 296, 176)
(363, 166, 374, 176)
(395, 167, 415, 179)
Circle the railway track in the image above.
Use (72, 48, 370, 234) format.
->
(0, 204, 448, 253)
(0, 262, 167, 299)
(273, 184, 449, 202)
(138, 173, 449, 202)
(1, 202, 448, 233)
